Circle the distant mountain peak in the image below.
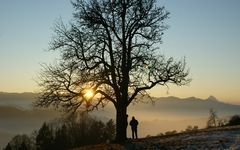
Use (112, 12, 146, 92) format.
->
(206, 95, 218, 101)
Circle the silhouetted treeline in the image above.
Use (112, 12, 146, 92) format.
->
(3, 134, 34, 150)
(4, 113, 115, 150)
(206, 109, 240, 128)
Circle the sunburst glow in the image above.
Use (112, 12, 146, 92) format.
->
(84, 89, 94, 99)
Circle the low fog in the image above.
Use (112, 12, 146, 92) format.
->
(1, 92, 240, 148)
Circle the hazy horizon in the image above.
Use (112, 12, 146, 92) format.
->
(1, 92, 240, 148)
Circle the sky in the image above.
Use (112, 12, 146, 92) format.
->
(0, 0, 240, 104)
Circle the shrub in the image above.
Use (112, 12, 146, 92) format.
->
(165, 130, 177, 135)
(228, 115, 240, 126)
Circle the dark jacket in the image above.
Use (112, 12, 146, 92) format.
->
(130, 118, 138, 129)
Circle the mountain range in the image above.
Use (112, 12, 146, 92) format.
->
(128, 95, 240, 119)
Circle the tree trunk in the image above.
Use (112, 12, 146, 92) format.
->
(115, 104, 127, 142)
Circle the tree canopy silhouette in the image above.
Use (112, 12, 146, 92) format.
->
(36, 0, 190, 142)
(4, 135, 33, 150)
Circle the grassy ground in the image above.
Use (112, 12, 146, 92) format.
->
(72, 125, 240, 150)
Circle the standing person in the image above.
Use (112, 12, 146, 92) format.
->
(129, 116, 138, 139)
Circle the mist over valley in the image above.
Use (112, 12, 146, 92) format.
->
(0, 92, 240, 147)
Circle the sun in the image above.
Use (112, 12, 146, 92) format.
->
(84, 89, 94, 99)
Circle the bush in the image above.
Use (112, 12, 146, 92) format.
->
(185, 125, 199, 132)
(228, 115, 240, 126)
(165, 130, 177, 135)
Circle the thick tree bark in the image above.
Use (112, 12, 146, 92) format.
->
(115, 103, 127, 142)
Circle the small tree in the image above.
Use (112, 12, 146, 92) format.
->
(19, 142, 28, 150)
(54, 125, 68, 150)
(207, 108, 218, 128)
(4, 143, 12, 150)
(4, 135, 32, 150)
(218, 118, 228, 127)
(36, 0, 190, 142)
(103, 119, 116, 141)
(36, 123, 54, 150)
(185, 125, 193, 132)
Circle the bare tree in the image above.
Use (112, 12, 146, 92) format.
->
(207, 108, 218, 128)
(36, 0, 190, 142)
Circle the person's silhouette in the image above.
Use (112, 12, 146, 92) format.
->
(129, 116, 138, 139)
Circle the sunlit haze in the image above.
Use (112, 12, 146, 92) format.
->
(0, 0, 240, 104)
(84, 89, 94, 100)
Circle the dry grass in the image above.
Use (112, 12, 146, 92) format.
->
(72, 125, 240, 150)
